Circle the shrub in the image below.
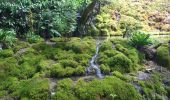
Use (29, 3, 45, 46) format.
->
(130, 31, 152, 49)
(26, 31, 44, 43)
(0, 0, 86, 37)
(156, 44, 170, 69)
(0, 29, 16, 48)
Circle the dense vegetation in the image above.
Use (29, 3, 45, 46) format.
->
(0, 0, 170, 100)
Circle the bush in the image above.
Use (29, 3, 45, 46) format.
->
(0, 0, 86, 37)
(26, 32, 44, 43)
(0, 29, 16, 48)
(156, 44, 170, 69)
(130, 31, 152, 49)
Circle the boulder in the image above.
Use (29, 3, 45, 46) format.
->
(140, 46, 156, 60)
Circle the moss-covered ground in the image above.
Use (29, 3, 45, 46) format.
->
(0, 37, 170, 99)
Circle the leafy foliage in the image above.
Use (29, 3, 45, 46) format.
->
(0, 0, 86, 37)
(130, 31, 152, 48)
(0, 29, 16, 48)
(26, 31, 43, 43)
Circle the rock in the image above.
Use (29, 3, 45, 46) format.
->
(161, 24, 170, 31)
(163, 16, 170, 24)
(167, 7, 170, 13)
(140, 46, 156, 60)
(137, 71, 150, 80)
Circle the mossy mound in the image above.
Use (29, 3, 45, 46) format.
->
(0, 77, 50, 100)
(156, 44, 170, 69)
(53, 76, 142, 100)
(137, 72, 167, 99)
(98, 38, 140, 73)
(0, 49, 14, 58)
(0, 37, 96, 98)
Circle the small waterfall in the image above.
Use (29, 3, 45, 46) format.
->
(87, 40, 104, 79)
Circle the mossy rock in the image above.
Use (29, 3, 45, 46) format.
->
(156, 44, 170, 69)
(12, 41, 30, 53)
(99, 39, 140, 73)
(107, 53, 133, 73)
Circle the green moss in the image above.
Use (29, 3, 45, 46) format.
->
(20, 53, 45, 66)
(13, 78, 50, 100)
(99, 39, 141, 73)
(19, 62, 37, 79)
(0, 49, 14, 58)
(156, 44, 170, 69)
(100, 41, 113, 52)
(165, 86, 170, 98)
(112, 71, 129, 81)
(50, 63, 65, 78)
(107, 53, 133, 73)
(53, 91, 78, 100)
(54, 77, 141, 100)
(38, 60, 55, 71)
(57, 78, 73, 91)
(74, 76, 142, 100)
(100, 64, 110, 74)
(74, 66, 86, 76)
(13, 41, 30, 53)
(59, 60, 79, 68)
(138, 73, 167, 99)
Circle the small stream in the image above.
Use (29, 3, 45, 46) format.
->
(87, 42, 104, 78)
(86, 37, 105, 79)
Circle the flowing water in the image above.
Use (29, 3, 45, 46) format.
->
(87, 39, 104, 79)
